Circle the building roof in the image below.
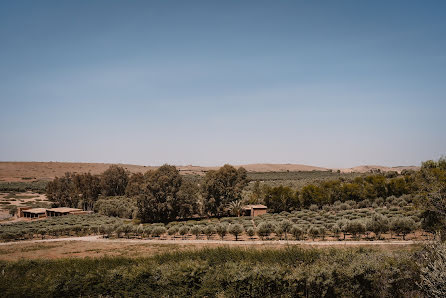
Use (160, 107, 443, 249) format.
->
(47, 207, 83, 213)
(22, 208, 47, 214)
(242, 204, 267, 210)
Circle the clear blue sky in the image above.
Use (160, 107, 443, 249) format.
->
(1, 1, 445, 168)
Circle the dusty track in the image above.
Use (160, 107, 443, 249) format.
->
(0, 235, 418, 246)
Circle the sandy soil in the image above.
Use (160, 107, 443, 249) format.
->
(0, 191, 49, 221)
(0, 162, 420, 182)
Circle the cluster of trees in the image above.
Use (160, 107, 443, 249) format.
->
(46, 165, 128, 210)
(257, 173, 417, 213)
(46, 164, 248, 223)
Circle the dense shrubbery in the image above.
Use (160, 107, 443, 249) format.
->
(0, 180, 48, 193)
(94, 196, 137, 219)
(0, 246, 424, 297)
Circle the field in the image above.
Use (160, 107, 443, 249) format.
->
(0, 161, 418, 182)
(0, 245, 423, 297)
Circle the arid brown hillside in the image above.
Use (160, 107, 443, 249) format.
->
(0, 162, 419, 182)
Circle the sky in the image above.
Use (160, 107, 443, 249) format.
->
(1, 1, 445, 168)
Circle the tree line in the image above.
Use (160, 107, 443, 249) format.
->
(46, 164, 248, 223)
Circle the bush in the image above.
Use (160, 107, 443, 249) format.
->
(346, 220, 366, 239)
(178, 226, 190, 239)
(246, 227, 255, 239)
(308, 226, 320, 240)
(151, 226, 166, 238)
(256, 222, 274, 240)
(291, 225, 304, 240)
(190, 225, 202, 239)
(390, 217, 416, 240)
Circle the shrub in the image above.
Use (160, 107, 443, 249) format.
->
(246, 227, 255, 239)
(168, 226, 179, 237)
(151, 226, 166, 238)
(308, 226, 320, 240)
(256, 222, 274, 240)
(178, 226, 190, 239)
(190, 225, 202, 239)
(346, 220, 366, 239)
(390, 217, 416, 240)
(291, 225, 304, 240)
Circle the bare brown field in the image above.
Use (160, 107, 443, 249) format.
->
(0, 161, 420, 182)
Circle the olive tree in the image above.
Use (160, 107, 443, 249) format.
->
(216, 223, 228, 240)
(229, 224, 244, 241)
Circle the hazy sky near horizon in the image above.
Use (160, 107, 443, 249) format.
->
(1, 1, 445, 168)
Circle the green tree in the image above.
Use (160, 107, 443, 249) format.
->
(178, 226, 189, 239)
(346, 220, 366, 239)
(229, 224, 244, 241)
(256, 222, 274, 240)
(204, 225, 216, 240)
(101, 165, 129, 196)
(366, 213, 389, 239)
(390, 217, 416, 240)
(202, 165, 248, 216)
(264, 186, 299, 213)
(190, 225, 202, 239)
(137, 165, 200, 223)
(291, 225, 304, 240)
(227, 200, 243, 217)
(280, 219, 293, 240)
(216, 223, 228, 240)
(125, 172, 145, 197)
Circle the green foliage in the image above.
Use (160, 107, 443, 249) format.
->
(256, 222, 274, 239)
(291, 225, 304, 240)
(203, 225, 216, 239)
(0, 214, 123, 241)
(94, 196, 137, 219)
(100, 165, 129, 196)
(202, 165, 248, 216)
(0, 180, 48, 193)
(216, 223, 228, 240)
(137, 165, 200, 223)
(390, 217, 416, 240)
(228, 223, 244, 240)
(0, 246, 422, 297)
(264, 185, 299, 212)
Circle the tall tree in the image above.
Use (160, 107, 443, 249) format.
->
(137, 165, 200, 223)
(101, 165, 129, 196)
(202, 165, 248, 216)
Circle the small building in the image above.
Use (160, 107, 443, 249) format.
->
(46, 207, 84, 217)
(242, 204, 268, 217)
(21, 208, 47, 219)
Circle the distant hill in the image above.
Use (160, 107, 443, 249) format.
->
(0, 162, 419, 182)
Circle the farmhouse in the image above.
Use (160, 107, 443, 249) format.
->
(17, 207, 89, 219)
(20, 208, 47, 219)
(242, 204, 268, 217)
(46, 208, 84, 217)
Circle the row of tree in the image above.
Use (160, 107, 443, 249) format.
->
(46, 164, 248, 223)
(255, 174, 416, 213)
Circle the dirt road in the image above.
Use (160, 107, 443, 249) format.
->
(0, 235, 418, 246)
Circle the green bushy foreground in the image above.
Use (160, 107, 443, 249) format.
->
(0, 246, 422, 297)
